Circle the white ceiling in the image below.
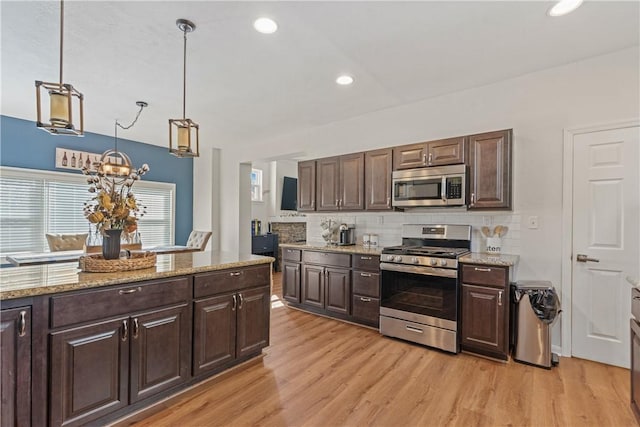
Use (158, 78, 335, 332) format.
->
(2, 1, 638, 152)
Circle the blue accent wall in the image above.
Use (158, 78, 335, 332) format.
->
(0, 115, 193, 244)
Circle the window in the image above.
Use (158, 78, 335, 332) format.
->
(251, 168, 263, 202)
(0, 166, 175, 256)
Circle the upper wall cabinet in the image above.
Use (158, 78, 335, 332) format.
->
(297, 160, 316, 212)
(468, 129, 512, 210)
(393, 137, 466, 170)
(316, 153, 365, 211)
(365, 148, 393, 210)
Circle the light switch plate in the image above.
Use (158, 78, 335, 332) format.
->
(528, 216, 539, 229)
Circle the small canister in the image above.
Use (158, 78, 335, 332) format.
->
(370, 234, 379, 248)
(362, 233, 370, 248)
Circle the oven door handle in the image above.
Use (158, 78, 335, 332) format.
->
(380, 262, 457, 278)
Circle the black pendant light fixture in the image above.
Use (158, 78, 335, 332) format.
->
(35, 0, 84, 136)
(169, 19, 199, 158)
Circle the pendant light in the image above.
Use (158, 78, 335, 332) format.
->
(169, 19, 199, 158)
(35, 0, 84, 136)
(98, 101, 147, 182)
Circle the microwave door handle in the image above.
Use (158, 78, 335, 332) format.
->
(441, 177, 447, 202)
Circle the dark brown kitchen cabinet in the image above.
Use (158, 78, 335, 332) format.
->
(468, 129, 512, 210)
(325, 268, 350, 315)
(282, 248, 302, 303)
(365, 148, 393, 210)
(193, 265, 271, 377)
(302, 264, 325, 308)
(393, 137, 466, 170)
(351, 254, 381, 327)
(301, 251, 352, 315)
(48, 277, 192, 427)
(1, 306, 31, 427)
(297, 160, 316, 211)
(316, 153, 364, 211)
(460, 264, 510, 360)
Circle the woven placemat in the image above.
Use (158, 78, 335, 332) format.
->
(79, 252, 156, 273)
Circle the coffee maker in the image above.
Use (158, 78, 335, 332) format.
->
(338, 224, 356, 246)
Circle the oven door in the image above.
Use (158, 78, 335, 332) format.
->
(380, 263, 458, 331)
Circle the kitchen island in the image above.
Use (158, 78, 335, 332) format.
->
(0, 251, 274, 427)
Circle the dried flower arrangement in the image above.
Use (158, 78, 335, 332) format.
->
(82, 162, 149, 236)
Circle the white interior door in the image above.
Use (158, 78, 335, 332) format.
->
(571, 125, 639, 368)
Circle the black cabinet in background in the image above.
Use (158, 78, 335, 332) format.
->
(251, 234, 279, 271)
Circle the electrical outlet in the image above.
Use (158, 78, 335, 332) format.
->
(528, 216, 539, 229)
(483, 216, 492, 226)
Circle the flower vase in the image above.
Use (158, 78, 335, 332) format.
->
(102, 229, 122, 260)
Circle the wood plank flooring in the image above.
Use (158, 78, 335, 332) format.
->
(128, 272, 637, 426)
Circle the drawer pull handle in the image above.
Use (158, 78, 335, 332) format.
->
(232, 294, 237, 311)
(122, 320, 128, 342)
(360, 256, 372, 260)
(406, 325, 423, 334)
(360, 273, 372, 277)
(18, 310, 27, 337)
(230, 272, 242, 277)
(132, 318, 139, 339)
(360, 297, 372, 302)
(119, 287, 142, 295)
(474, 267, 492, 272)
(238, 293, 244, 309)
(498, 290, 503, 306)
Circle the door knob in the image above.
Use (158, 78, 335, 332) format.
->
(576, 254, 599, 263)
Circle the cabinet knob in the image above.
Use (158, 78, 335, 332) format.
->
(428, 153, 433, 165)
(230, 271, 242, 277)
(119, 287, 142, 295)
(474, 267, 492, 272)
(470, 192, 475, 206)
(360, 256, 372, 260)
(238, 293, 244, 309)
(232, 294, 237, 311)
(360, 297, 372, 302)
(360, 273, 372, 277)
(122, 320, 128, 342)
(132, 318, 139, 339)
(498, 290, 503, 306)
(18, 310, 27, 337)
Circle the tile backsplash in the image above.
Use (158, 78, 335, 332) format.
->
(303, 211, 521, 254)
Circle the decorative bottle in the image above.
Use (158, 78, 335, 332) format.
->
(71, 153, 76, 168)
(62, 151, 68, 167)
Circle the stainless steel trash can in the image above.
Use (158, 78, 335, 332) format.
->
(512, 280, 561, 368)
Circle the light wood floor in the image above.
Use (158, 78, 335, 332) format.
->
(130, 272, 637, 427)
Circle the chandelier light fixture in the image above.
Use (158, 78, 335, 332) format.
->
(98, 101, 148, 181)
(35, 0, 84, 136)
(169, 18, 200, 158)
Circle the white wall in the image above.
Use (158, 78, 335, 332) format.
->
(199, 47, 639, 345)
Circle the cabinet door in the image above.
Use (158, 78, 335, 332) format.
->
(130, 304, 190, 403)
(461, 284, 507, 358)
(282, 262, 301, 303)
(352, 295, 380, 326)
(325, 268, 350, 315)
(50, 317, 129, 427)
(468, 129, 512, 210)
(237, 286, 271, 358)
(316, 157, 340, 211)
(297, 160, 316, 211)
(393, 142, 427, 170)
(365, 148, 393, 210)
(302, 265, 325, 308)
(0, 307, 31, 427)
(340, 152, 365, 210)
(193, 294, 237, 376)
(427, 137, 466, 166)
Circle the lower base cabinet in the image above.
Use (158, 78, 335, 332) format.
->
(193, 285, 270, 376)
(49, 304, 190, 426)
(0, 306, 31, 427)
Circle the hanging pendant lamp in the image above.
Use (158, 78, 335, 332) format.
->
(35, 0, 84, 136)
(169, 19, 199, 158)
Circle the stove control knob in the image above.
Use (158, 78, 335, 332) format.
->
(429, 259, 438, 266)
(411, 257, 419, 264)
(440, 259, 448, 267)
(386, 255, 395, 262)
(395, 256, 403, 263)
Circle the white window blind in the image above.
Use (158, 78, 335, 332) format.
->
(0, 167, 175, 255)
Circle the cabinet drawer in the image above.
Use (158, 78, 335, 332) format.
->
(352, 295, 380, 324)
(461, 264, 508, 288)
(50, 277, 191, 329)
(252, 235, 277, 253)
(352, 254, 380, 272)
(303, 251, 351, 268)
(352, 271, 380, 298)
(194, 264, 270, 298)
(282, 248, 301, 262)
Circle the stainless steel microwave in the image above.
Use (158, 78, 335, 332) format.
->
(392, 164, 466, 207)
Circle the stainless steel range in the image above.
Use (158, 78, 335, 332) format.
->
(379, 224, 471, 353)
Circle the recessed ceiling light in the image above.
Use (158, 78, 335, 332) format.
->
(254, 17, 278, 34)
(336, 75, 354, 86)
(547, 0, 583, 17)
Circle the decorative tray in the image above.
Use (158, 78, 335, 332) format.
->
(79, 252, 156, 273)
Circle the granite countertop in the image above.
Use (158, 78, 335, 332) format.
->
(0, 251, 274, 300)
(280, 243, 383, 256)
(459, 252, 520, 267)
